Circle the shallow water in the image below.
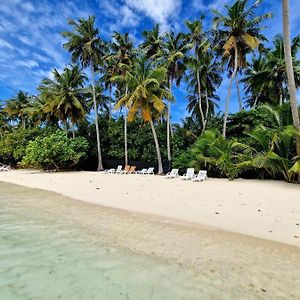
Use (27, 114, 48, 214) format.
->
(0, 181, 300, 299)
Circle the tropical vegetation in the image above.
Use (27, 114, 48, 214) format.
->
(0, 0, 299, 182)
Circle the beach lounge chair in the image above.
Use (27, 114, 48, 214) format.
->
(165, 169, 179, 179)
(127, 166, 136, 174)
(193, 170, 207, 182)
(181, 168, 194, 180)
(136, 168, 147, 174)
(114, 165, 123, 174)
(107, 168, 116, 174)
(0, 165, 10, 171)
(121, 165, 131, 174)
(145, 167, 155, 175)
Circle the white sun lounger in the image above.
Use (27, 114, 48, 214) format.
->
(181, 168, 194, 180)
(165, 169, 179, 179)
(145, 167, 155, 175)
(0, 165, 10, 171)
(136, 168, 147, 174)
(193, 170, 208, 182)
(115, 165, 123, 174)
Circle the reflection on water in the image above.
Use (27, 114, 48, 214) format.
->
(0, 181, 300, 299)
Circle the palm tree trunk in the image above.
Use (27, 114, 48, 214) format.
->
(196, 70, 206, 133)
(282, 0, 300, 182)
(253, 95, 259, 108)
(124, 85, 128, 166)
(90, 63, 104, 171)
(235, 74, 243, 111)
(223, 45, 238, 138)
(279, 91, 283, 106)
(204, 90, 209, 131)
(150, 119, 163, 175)
(72, 124, 75, 139)
(166, 81, 172, 171)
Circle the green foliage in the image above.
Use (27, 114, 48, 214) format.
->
(21, 131, 88, 170)
(0, 128, 46, 165)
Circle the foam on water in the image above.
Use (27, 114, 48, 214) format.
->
(0, 181, 300, 299)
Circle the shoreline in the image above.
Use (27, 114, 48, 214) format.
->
(0, 169, 300, 248)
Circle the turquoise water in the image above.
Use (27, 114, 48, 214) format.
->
(1, 181, 300, 299)
(0, 182, 209, 300)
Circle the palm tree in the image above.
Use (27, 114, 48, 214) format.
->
(213, 0, 271, 137)
(140, 24, 164, 59)
(115, 57, 170, 174)
(4, 91, 31, 128)
(62, 15, 105, 170)
(282, 0, 300, 182)
(243, 36, 300, 107)
(185, 21, 222, 132)
(109, 32, 135, 166)
(162, 30, 190, 170)
(38, 65, 87, 138)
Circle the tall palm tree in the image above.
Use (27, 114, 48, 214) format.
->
(4, 91, 31, 128)
(185, 19, 222, 132)
(282, 0, 300, 182)
(162, 30, 190, 170)
(213, 0, 271, 137)
(38, 65, 87, 138)
(115, 57, 170, 174)
(186, 52, 222, 131)
(140, 24, 164, 59)
(109, 32, 135, 166)
(62, 15, 105, 170)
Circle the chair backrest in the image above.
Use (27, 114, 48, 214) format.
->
(198, 170, 207, 178)
(141, 168, 147, 173)
(171, 169, 178, 176)
(116, 165, 122, 172)
(186, 168, 194, 177)
(147, 167, 154, 174)
(129, 166, 136, 173)
(124, 165, 130, 172)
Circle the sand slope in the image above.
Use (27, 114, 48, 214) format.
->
(0, 170, 299, 247)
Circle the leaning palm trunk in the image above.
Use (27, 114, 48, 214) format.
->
(90, 63, 104, 171)
(196, 70, 206, 134)
(235, 74, 243, 111)
(124, 85, 128, 166)
(282, 0, 300, 182)
(150, 119, 163, 175)
(166, 82, 172, 171)
(223, 45, 238, 138)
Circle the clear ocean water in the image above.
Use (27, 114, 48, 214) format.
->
(0, 181, 212, 300)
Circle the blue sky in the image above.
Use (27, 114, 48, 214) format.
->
(0, 0, 299, 123)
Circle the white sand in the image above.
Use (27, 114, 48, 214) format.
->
(0, 169, 299, 247)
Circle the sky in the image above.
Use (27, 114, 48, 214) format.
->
(0, 0, 299, 123)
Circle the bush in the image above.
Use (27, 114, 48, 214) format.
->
(21, 131, 89, 170)
(0, 128, 45, 165)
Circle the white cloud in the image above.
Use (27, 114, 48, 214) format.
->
(15, 59, 39, 68)
(20, 1, 35, 12)
(125, 0, 181, 31)
(0, 38, 14, 49)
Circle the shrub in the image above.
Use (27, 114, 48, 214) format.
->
(21, 131, 88, 170)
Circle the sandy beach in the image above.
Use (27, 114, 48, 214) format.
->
(1, 169, 299, 248)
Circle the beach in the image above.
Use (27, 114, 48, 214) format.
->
(0, 169, 299, 247)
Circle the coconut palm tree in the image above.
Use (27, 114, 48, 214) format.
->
(109, 32, 135, 166)
(62, 15, 105, 170)
(186, 51, 222, 131)
(213, 0, 271, 138)
(4, 91, 31, 128)
(38, 65, 87, 138)
(282, 0, 300, 182)
(115, 56, 171, 174)
(162, 30, 190, 170)
(140, 24, 164, 59)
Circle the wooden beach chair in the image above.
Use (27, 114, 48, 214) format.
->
(121, 165, 131, 174)
(127, 166, 136, 174)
